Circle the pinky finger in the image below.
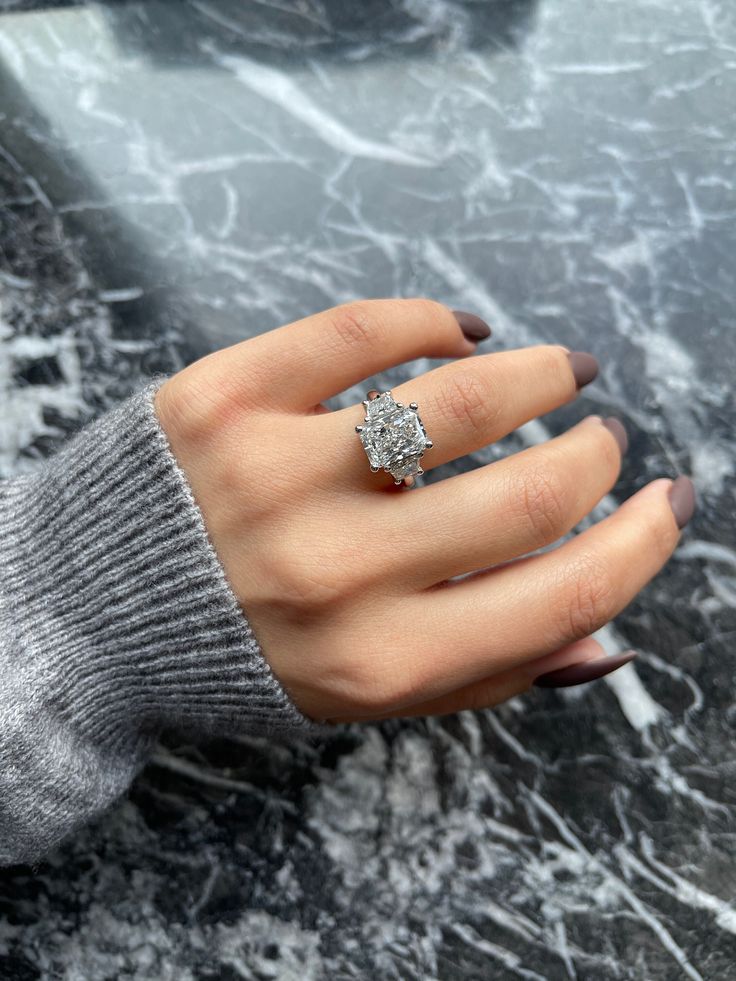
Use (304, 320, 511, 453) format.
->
(330, 638, 636, 722)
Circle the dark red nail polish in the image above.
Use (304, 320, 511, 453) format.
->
(452, 310, 492, 342)
(533, 651, 637, 689)
(668, 475, 696, 530)
(601, 417, 629, 455)
(567, 351, 599, 389)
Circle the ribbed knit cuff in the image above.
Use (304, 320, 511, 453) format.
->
(0, 380, 327, 755)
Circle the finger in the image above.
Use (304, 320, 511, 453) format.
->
(202, 299, 484, 413)
(322, 344, 598, 489)
(385, 477, 690, 706)
(390, 414, 626, 589)
(329, 637, 628, 722)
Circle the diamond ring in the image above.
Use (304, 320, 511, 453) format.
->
(355, 389, 433, 488)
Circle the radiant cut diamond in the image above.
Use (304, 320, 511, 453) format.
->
(358, 391, 429, 482)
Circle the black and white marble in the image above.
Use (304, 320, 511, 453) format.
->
(1, 1, 735, 978)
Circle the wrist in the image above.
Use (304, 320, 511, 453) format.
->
(1, 382, 322, 750)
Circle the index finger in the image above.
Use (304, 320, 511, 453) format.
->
(202, 299, 483, 413)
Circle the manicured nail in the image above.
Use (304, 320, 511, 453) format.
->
(601, 417, 628, 455)
(668, 475, 696, 530)
(452, 310, 492, 342)
(533, 651, 637, 688)
(567, 351, 599, 389)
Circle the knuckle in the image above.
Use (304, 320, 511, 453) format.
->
(329, 301, 384, 351)
(155, 371, 235, 445)
(438, 367, 498, 437)
(518, 464, 571, 543)
(556, 553, 617, 641)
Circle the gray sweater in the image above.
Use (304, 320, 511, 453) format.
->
(0, 380, 326, 868)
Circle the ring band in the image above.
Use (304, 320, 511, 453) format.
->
(355, 389, 433, 488)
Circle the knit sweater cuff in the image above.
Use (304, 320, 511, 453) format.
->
(0, 380, 326, 755)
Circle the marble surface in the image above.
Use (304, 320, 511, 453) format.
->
(1, 1, 735, 978)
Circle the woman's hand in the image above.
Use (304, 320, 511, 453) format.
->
(154, 299, 695, 724)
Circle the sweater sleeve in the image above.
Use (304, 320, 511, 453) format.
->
(0, 380, 328, 867)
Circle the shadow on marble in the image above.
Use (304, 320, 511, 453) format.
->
(6, 0, 540, 63)
(102, 0, 539, 63)
(0, 56, 206, 359)
(0, 0, 539, 359)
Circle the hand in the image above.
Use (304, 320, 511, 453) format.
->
(154, 299, 695, 724)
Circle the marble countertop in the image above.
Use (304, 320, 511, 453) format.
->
(1, 1, 734, 978)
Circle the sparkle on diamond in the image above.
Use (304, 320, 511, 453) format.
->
(359, 393, 427, 471)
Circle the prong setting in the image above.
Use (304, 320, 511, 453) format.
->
(356, 390, 432, 487)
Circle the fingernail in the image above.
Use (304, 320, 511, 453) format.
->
(567, 351, 599, 389)
(452, 310, 492, 342)
(533, 651, 637, 689)
(668, 475, 696, 530)
(601, 417, 629, 455)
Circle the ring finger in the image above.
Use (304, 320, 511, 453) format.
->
(321, 344, 599, 489)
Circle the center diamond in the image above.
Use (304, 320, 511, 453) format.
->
(359, 392, 428, 475)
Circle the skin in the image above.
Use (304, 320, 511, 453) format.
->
(154, 297, 688, 725)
